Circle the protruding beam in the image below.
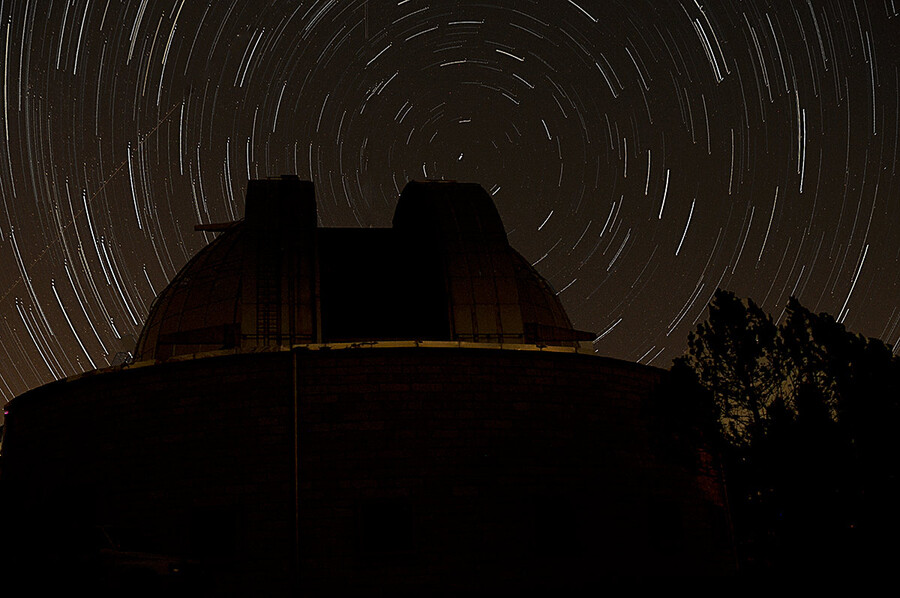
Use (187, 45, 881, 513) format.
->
(194, 222, 239, 232)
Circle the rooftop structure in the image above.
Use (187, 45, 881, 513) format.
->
(136, 176, 591, 362)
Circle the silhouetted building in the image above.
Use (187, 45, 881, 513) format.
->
(1, 177, 734, 593)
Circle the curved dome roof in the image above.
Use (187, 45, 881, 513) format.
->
(136, 224, 246, 361)
(135, 177, 592, 361)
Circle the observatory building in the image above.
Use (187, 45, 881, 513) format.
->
(1, 177, 734, 592)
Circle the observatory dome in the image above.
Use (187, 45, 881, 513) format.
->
(135, 176, 592, 361)
(2, 176, 735, 593)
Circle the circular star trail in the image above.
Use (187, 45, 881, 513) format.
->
(1, 0, 899, 404)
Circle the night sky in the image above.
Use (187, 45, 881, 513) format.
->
(1, 0, 899, 405)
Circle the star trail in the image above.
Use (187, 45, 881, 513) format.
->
(1, 0, 899, 405)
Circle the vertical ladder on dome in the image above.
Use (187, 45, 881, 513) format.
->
(255, 238, 282, 345)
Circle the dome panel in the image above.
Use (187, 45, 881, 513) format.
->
(134, 225, 245, 361)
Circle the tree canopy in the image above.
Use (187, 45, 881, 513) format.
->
(683, 289, 780, 446)
(677, 289, 900, 574)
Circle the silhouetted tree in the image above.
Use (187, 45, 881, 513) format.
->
(779, 297, 900, 566)
(780, 297, 864, 412)
(677, 289, 900, 574)
(650, 357, 720, 468)
(684, 289, 782, 447)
